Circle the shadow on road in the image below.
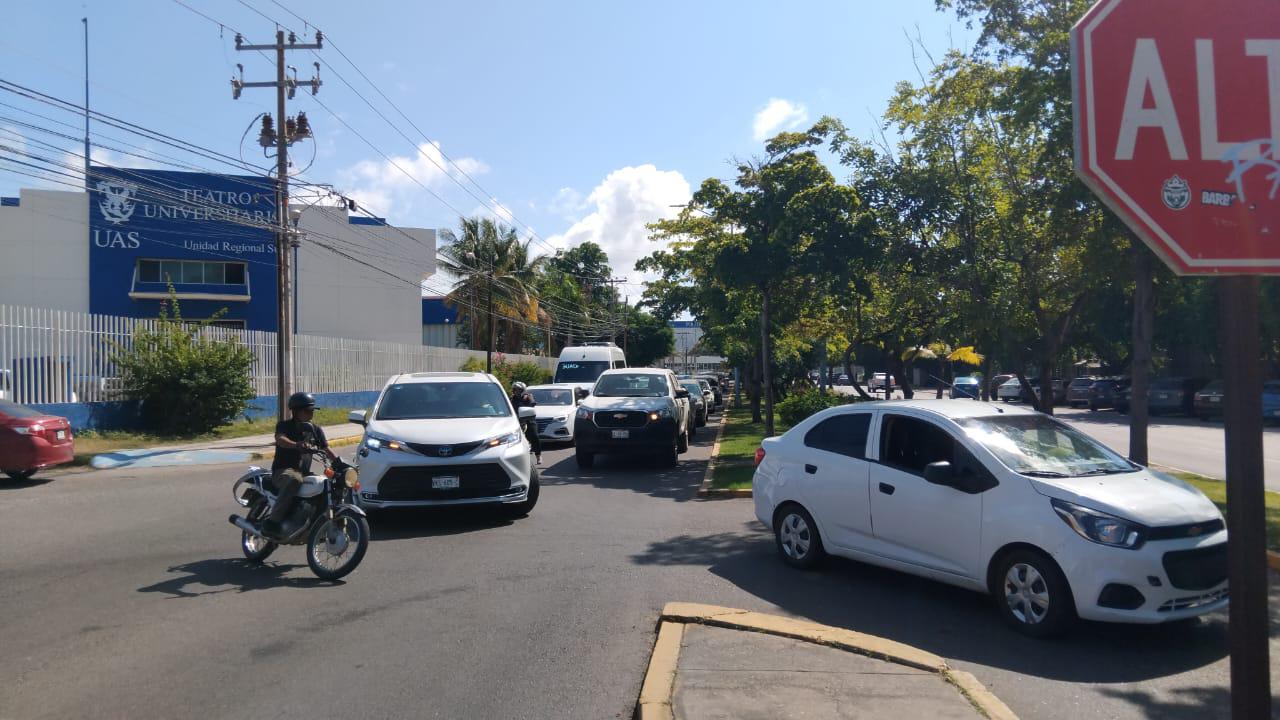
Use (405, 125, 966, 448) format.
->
(367, 506, 514, 541)
(631, 522, 1242, 687)
(137, 558, 337, 598)
(0, 475, 57, 491)
(536, 419, 719, 503)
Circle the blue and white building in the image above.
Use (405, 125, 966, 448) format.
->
(0, 167, 435, 344)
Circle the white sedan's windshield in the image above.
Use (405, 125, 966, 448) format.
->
(529, 388, 574, 406)
(957, 415, 1135, 478)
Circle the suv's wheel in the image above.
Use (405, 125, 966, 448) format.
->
(774, 504, 824, 569)
(575, 449, 594, 469)
(664, 434, 679, 467)
(993, 549, 1075, 637)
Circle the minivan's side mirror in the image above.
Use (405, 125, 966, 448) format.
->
(348, 410, 367, 426)
(923, 460, 954, 486)
(518, 407, 537, 420)
(675, 388, 690, 399)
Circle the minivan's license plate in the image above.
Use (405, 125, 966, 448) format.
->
(432, 476, 460, 489)
(612, 430, 630, 439)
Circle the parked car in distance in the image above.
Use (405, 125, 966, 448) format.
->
(752, 399, 1228, 636)
(681, 381, 708, 431)
(1066, 377, 1099, 408)
(1193, 380, 1225, 421)
(836, 374, 850, 386)
(1264, 381, 1280, 424)
(696, 379, 716, 414)
(0, 400, 74, 481)
(526, 384, 580, 444)
(868, 373, 895, 391)
(997, 377, 1025, 402)
(1150, 377, 1209, 416)
(348, 372, 539, 518)
(1087, 377, 1127, 411)
(575, 368, 692, 468)
(695, 375, 725, 410)
(950, 376, 981, 399)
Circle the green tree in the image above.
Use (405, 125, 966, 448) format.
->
(438, 217, 548, 354)
(112, 293, 256, 435)
(619, 306, 675, 368)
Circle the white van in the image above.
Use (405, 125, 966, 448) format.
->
(553, 343, 627, 393)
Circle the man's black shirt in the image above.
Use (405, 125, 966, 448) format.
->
(272, 419, 327, 474)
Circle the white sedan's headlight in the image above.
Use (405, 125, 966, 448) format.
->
(553, 415, 567, 422)
(1052, 499, 1144, 549)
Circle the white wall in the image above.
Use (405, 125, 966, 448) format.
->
(294, 206, 435, 345)
(0, 190, 90, 312)
(423, 322, 459, 348)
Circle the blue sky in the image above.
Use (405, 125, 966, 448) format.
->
(2, 0, 976, 287)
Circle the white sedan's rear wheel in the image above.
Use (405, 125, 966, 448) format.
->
(774, 504, 824, 569)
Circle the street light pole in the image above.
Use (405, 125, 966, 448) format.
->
(486, 242, 495, 373)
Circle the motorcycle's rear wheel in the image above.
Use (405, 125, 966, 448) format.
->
(241, 501, 278, 563)
(306, 513, 370, 581)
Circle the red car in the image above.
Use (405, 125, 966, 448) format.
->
(0, 401, 74, 480)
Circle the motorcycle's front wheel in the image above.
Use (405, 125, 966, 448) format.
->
(242, 502, 278, 563)
(306, 512, 370, 581)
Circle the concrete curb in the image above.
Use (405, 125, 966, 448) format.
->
(638, 602, 1019, 720)
(249, 434, 363, 461)
(694, 414, 737, 499)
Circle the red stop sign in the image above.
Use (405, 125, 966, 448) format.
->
(1072, 0, 1280, 274)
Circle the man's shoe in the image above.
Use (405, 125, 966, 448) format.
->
(536, 455, 542, 465)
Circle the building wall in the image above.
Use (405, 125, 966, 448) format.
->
(294, 209, 435, 346)
(0, 190, 90, 312)
(421, 296, 460, 348)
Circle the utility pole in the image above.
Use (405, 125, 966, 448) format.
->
(622, 295, 629, 356)
(81, 18, 89, 184)
(603, 277, 627, 346)
(487, 242, 495, 372)
(232, 30, 322, 419)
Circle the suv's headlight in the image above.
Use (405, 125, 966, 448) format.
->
(364, 433, 406, 452)
(649, 407, 673, 421)
(576, 407, 592, 421)
(484, 431, 522, 448)
(1051, 499, 1144, 549)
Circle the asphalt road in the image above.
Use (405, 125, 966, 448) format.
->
(2, 415, 1277, 720)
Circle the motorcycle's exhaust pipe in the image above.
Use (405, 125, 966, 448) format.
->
(229, 514, 264, 537)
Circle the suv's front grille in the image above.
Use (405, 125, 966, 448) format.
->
(1163, 543, 1228, 590)
(592, 410, 650, 428)
(376, 463, 514, 501)
(404, 440, 484, 458)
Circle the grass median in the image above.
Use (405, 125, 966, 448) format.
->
(71, 407, 357, 465)
(1166, 469, 1280, 553)
(710, 407, 791, 490)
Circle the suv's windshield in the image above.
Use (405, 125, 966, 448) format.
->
(555, 361, 611, 384)
(594, 373, 669, 397)
(529, 388, 574, 406)
(957, 414, 1135, 477)
(376, 382, 511, 420)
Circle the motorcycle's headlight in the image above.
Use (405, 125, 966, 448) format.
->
(1051, 499, 1144, 549)
(343, 467, 360, 489)
(364, 433, 406, 452)
(484, 431, 522, 448)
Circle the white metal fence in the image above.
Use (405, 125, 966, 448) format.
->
(0, 305, 554, 405)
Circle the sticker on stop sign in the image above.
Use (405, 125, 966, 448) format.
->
(1072, 0, 1280, 274)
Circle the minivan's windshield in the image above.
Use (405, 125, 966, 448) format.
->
(529, 388, 575, 406)
(594, 373, 669, 397)
(555, 361, 611, 384)
(957, 414, 1136, 478)
(376, 382, 511, 420)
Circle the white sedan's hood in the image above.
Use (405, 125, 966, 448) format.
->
(534, 406, 573, 419)
(1029, 470, 1222, 526)
(367, 416, 515, 444)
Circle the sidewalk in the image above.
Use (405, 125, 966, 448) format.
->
(638, 603, 1015, 720)
(88, 422, 364, 470)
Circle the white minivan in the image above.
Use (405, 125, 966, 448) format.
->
(553, 343, 626, 395)
(753, 399, 1227, 636)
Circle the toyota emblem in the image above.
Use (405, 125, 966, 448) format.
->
(438, 446, 453, 457)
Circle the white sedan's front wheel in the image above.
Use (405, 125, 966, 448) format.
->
(994, 549, 1075, 637)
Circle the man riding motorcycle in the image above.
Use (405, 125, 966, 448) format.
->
(261, 391, 336, 538)
(510, 381, 541, 465)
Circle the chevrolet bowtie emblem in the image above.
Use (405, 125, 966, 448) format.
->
(614, 413, 627, 419)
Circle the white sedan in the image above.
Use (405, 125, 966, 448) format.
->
(753, 399, 1226, 636)
(525, 384, 579, 444)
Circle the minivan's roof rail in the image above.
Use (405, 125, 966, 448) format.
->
(581, 342, 618, 347)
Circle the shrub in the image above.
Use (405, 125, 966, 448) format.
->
(777, 390, 855, 427)
(458, 356, 551, 392)
(112, 295, 256, 436)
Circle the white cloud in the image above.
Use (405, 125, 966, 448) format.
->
(752, 98, 809, 141)
(337, 141, 489, 219)
(545, 164, 691, 284)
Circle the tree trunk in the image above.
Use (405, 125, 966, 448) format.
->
(980, 355, 994, 401)
(843, 344, 874, 401)
(1038, 362, 1055, 415)
(1129, 244, 1155, 464)
(760, 289, 775, 437)
(750, 352, 763, 423)
(891, 354, 912, 399)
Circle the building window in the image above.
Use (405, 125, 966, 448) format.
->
(137, 259, 247, 286)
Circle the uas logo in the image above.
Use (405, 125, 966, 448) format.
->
(1161, 176, 1191, 211)
(96, 180, 138, 224)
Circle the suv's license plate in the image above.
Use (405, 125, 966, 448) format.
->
(432, 476, 460, 489)
(612, 430, 630, 439)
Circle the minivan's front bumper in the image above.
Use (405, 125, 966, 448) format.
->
(354, 439, 533, 510)
(1058, 530, 1229, 624)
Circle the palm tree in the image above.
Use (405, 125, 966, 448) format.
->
(438, 217, 547, 354)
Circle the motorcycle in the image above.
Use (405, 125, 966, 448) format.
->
(228, 450, 371, 581)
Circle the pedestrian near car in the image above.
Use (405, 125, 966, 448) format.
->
(263, 392, 335, 537)
(510, 381, 542, 465)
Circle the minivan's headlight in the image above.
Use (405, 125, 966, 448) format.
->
(484, 431, 522, 448)
(1051, 499, 1144, 549)
(364, 433, 406, 452)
